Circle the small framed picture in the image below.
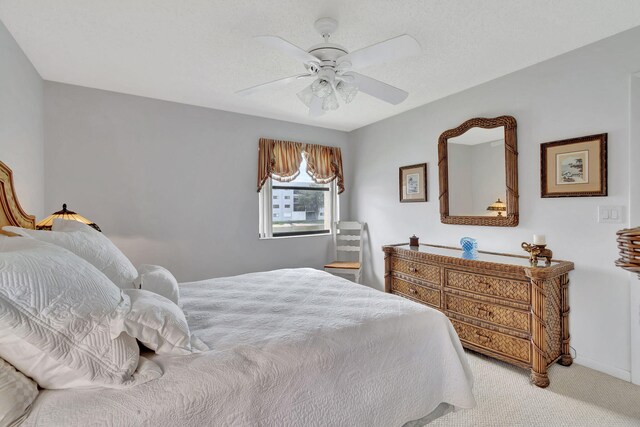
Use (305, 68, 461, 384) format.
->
(541, 133, 607, 198)
(399, 163, 427, 202)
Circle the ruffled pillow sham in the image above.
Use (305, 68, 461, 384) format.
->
(112, 290, 208, 356)
(0, 236, 160, 389)
(3, 218, 137, 289)
(134, 264, 180, 305)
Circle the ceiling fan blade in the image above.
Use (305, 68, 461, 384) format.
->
(338, 35, 421, 70)
(236, 74, 311, 96)
(254, 35, 318, 64)
(309, 95, 324, 117)
(350, 72, 409, 105)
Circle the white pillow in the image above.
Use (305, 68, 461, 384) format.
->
(112, 290, 208, 356)
(0, 236, 159, 389)
(3, 218, 137, 289)
(134, 264, 180, 305)
(0, 357, 38, 427)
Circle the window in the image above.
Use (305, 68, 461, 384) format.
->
(259, 156, 338, 238)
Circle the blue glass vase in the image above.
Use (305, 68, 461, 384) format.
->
(460, 237, 478, 260)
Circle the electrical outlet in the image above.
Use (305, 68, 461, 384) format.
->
(598, 205, 624, 223)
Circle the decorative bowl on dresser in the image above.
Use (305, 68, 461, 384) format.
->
(382, 243, 574, 387)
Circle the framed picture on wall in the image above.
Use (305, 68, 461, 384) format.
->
(540, 133, 607, 197)
(399, 163, 427, 202)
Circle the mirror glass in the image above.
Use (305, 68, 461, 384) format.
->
(447, 126, 506, 217)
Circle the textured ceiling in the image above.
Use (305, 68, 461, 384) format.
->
(1, 0, 640, 131)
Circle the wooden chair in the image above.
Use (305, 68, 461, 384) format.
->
(324, 221, 364, 283)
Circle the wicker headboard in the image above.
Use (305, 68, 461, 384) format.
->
(0, 161, 35, 236)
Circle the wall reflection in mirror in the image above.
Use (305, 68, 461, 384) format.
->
(447, 126, 506, 217)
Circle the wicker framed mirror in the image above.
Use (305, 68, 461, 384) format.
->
(438, 116, 519, 226)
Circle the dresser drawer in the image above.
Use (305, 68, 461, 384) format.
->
(392, 277, 440, 308)
(445, 294, 530, 333)
(391, 256, 441, 284)
(446, 270, 530, 303)
(451, 319, 531, 363)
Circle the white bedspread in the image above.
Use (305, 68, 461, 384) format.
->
(24, 268, 475, 426)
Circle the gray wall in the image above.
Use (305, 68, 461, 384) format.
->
(448, 141, 505, 216)
(44, 82, 351, 282)
(630, 73, 640, 384)
(470, 141, 505, 216)
(446, 144, 473, 215)
(0, 20, 43, 218)
(349, 26, 640, 380)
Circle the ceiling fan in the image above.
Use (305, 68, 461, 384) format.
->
(236, 17, 421, 116)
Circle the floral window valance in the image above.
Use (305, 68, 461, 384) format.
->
(257, 138, 345, 194)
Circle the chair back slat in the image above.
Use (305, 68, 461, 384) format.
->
(337, 235, 361, 241)
(336, 221, 362, 230)
(336, 245, 360, 252)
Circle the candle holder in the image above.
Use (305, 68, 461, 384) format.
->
(409, 235, 419, 248)
(521, 242, 553, 267)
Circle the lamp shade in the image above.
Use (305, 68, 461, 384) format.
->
(335, 80, 358, 103)
(486, 198, 507, 216)
(36, 203, 101, 232)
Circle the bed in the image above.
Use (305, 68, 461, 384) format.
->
(0, 161, 475, 426)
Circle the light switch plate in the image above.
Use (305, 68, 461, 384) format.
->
(598, 205, 624, 223)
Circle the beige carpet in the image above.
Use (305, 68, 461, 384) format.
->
(430, 351, 640, 426)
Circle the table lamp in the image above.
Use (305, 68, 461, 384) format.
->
(36, 203, 101, 232)
(486, 198, 507, 217)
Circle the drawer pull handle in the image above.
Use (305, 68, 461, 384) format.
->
(476, 307, 494, 318)
(475, 331, 492, 343)
(409, 267, 418, 273)
(409, 288, 417, 294)
(478, 281, 493, 291)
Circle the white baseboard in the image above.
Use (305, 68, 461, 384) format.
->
(573, 356, 631, 382)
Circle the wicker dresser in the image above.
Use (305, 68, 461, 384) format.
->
(382, 243, 574, 387)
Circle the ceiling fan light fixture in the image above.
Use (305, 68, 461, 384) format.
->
(322, 90, 339, 111)
(296, 84, 315, 107)
(335, 80, 358, 103)
(311, 78, 333, 98)
(240, 20, 421, 116)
